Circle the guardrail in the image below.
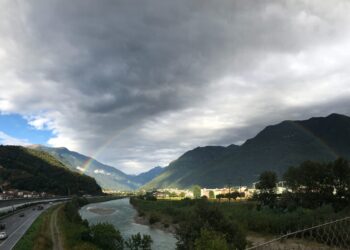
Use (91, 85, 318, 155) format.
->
(0, 197, 71, 219)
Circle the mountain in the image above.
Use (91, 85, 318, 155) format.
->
(143, 113, 350, 189)
(30, 145, 141, 190)
(0, 145, 102, 195)
(142, 145, 238, 189)
(128, 166, 165, 185)
(31, 145, 165, 190)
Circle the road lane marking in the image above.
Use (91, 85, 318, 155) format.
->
(0, 211, 38, 248)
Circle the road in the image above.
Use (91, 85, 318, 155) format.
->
(0, 197, 67, 208)
(0, 204, 51, 250)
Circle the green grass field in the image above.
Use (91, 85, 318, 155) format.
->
(131, 198, 350, 235)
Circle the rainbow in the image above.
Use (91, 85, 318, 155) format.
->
(78, 119, 340, 174)
(288, 121, 339, 158)
(79, 125, 135, 173)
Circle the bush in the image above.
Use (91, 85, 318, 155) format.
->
(90, 223, 124, 250)
(176, 202, 246, 250)
(149, 213, 160, 224)
(194, 229, 228, 250)
(125, 233, 153, 250)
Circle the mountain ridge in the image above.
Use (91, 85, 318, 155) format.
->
(143, 113, 350, 189)
(0, 145, 102, 195)
(30, 145, 164, 190)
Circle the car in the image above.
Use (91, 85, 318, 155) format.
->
(0, 223, 5, 230)
(19, 213, 25, 217)
(0, 231, 7, 240)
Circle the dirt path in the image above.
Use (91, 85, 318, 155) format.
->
(50, 206, 64, 250)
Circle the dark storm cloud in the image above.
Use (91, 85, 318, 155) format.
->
(1, 0, 350, 173)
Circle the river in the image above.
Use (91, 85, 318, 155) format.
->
(79, 198, 177, 250)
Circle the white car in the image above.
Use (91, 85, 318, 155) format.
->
(0, 231, 7, 240)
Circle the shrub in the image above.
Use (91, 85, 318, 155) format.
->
(149, 213, 160, 224)
(194, 229, 228, 250)
(176, 202, 246, 250)
(90, 223, 124, 250)
(125, 233, 153, 250)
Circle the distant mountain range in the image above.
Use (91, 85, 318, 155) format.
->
(30, 145, 164, 190)
(143, 113, 350, 189)
(0, 145, 102, 195)
(22, 113, 350, 191)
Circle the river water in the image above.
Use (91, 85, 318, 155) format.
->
(79, 198, 177, 250)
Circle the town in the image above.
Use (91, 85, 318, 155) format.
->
(103, 180, 288, 200)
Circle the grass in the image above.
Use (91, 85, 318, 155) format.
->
(131, 198, 350, 235)
(13, 203, 99, 250)
(58, 204, 98, 250)
(13, 197, 124, 250)
(13, 206, 56, 250)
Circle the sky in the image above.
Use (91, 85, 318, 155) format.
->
(1, 0, 350, 174)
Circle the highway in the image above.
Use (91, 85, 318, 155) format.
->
(0, 204, 51, 250)
(0, 197, 67, 208)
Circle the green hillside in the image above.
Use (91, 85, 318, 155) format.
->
(31, 145, 163, 190)
(0, 145, 102, 195)
(143, 113, 350, 189)
(31, 145, 140, 190)
(143, 146, 237, 189)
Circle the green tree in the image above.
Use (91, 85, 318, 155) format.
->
(332, 158, 350, 209)
(256, 171, 278, 207)
(216, 194, 224, 200)
(284, 158, 350, 209)
(194, 229, 228, 250)
(224, 191, 240, 200)
(176, 201, 246, 250)
(209, 190, 215, 199)
(192, 185, 201, 199)
(125, 233, 153, 250)
(90, 223, 124, 250)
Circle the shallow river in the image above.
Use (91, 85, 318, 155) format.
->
(79, 198, 177, 250)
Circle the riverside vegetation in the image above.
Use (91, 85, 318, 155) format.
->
(15, 197, 153, 250)
(131, 158, 350, 249)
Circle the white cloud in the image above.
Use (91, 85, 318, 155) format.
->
(0, 131, 30, 146)
(0, 0, 350, 173)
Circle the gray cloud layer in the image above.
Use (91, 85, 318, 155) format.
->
(1, 0, 350, 173)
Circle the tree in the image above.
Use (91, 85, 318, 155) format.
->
(90, 223, 124, 250)
(194, 229, 228, 250)
(256, 171, 278, 207)
(192, 185, 201, 199)
(257, 171, 278, 190)
(209, 190, 215, 199)
(332, 158, 350, 209)
(284, 158, 350, 210)
(225, 191, 240, 200)
(216, 194, 224, 201)
(125, 233, 153, 250)
(176, 202, 246, 250)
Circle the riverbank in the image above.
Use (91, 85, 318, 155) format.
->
(14, 196, 124, 250)
(80, 197, 177, 250)
(133, 213, 177, 234)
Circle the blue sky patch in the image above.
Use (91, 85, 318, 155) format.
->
(0, 114, 53, 145)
